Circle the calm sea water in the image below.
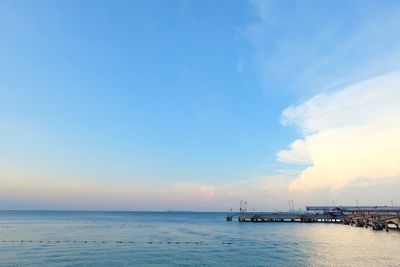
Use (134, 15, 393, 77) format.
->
(0, 211, 399, 266)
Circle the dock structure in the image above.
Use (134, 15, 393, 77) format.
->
(305, 205, 400, 214)
(234, 206, 400, 231)
(237, 212, 345, 223)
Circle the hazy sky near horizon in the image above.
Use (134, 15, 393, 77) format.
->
(1, 0, 400, 211)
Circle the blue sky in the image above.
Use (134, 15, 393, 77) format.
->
(1, 0, 400, 210)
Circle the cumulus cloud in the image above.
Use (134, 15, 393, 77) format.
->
(278, 73, 400, 192)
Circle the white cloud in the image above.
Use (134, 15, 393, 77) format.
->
(279, 73, 400, 192)
(277, 139, 311, 164)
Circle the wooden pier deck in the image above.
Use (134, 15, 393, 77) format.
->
(230, 206, 400, 231)
(237, 212, 345, 223)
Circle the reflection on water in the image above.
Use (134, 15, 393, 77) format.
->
(0, 211, 399, 266)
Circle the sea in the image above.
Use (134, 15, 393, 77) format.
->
(0, 211, 399, 266)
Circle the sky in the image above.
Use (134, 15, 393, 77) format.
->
(1, 0, 400, 211)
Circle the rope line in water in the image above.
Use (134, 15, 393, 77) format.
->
(0, 240, 233, 245)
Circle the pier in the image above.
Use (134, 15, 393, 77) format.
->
(237, 212, 345, 222)
(230, 206, 400, 231)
